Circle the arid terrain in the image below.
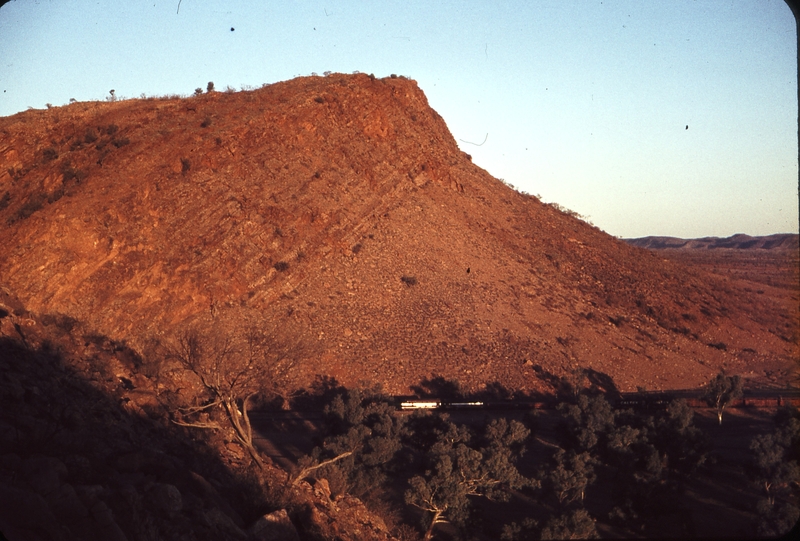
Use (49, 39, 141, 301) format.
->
(626, 233, 799, 291)
(1, 73, 796, 395)
(0, 73, 797, 540)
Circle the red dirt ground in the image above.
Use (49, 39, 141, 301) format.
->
(1, 73, 797, 396)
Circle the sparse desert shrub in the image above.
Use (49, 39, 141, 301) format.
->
(351, 243, 362, 254)
(180, 157, 191, 173)
(194, 88, 203, 96)
(206, 81, 215, 92)
(13, 193, 47, 221)
(48, 188, 64, 203)
(40, 313, 79, 333)
(401, 275, 417, 287)
(549, 202, 592, 224)
(0, 191, 10, 211)
(274, 261, 289, 272)
(201, 116, 212, 128)
(106, 124, 119, 135)
(62, 164, 88, 184)
(608, 315, 626, 327)
(42, 147, 58, 162)
(112, 137, 130, 148)
(83, 128, 98, 144)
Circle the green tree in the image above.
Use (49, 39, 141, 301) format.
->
(543, 449, 596, 505)
(749, 432, 800, 504)
(404, 418, 530, 541)
(748, 405, 800, 537)
(540, 509, 599, 540)
(294, 386, 404, 498)
(755, 498, 800, 537)
(605, 400, 705, 535)
(557, 394, 616, 453)
(606, 422, 662, 481)
(703, 370, 743, 425)
(500, 518, 539, 541)
(654, 399, 709, 475)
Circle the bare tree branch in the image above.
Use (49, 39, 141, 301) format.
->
(292, 451, 354, 486)
(171, 419, 222, 430)
(178, 399, 223, 415)
(162, 324, 302, 470)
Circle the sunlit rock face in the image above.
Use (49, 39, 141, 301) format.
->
(0, 74, 796, 394)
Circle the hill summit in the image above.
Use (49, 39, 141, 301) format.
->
(0, 73, 796, 394)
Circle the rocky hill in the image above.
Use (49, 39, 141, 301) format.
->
(1, 73, 797, 397)
(625, 233, 799, 251)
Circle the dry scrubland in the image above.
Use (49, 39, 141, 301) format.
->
(0, 73, 797, 539)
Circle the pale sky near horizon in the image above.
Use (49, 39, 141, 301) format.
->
(0, 0, 797, 239)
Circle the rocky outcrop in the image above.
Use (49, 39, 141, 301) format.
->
(248, 509, 300, 541)
(1, 75, 796, 394)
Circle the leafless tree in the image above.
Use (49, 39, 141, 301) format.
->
(165, 326, 297, 468)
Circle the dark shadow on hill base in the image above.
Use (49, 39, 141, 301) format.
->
(0, 330, 289, 540)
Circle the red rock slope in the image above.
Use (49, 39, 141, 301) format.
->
(0, 74, 796, 394)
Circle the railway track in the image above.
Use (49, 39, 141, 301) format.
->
(250, 389, 800, 420)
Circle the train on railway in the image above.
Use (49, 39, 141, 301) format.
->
(396, 388, 800, 412)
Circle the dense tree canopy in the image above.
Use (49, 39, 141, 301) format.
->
(404, 417, 531, 541)
(749, 406, 800, 536)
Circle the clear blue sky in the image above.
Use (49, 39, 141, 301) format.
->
(1, 0, 797, 238)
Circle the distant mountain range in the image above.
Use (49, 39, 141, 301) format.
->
(624, 233, 799, 251)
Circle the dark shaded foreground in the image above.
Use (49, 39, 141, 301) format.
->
(0, 317, 396, 541)
(0, 332, 281, 540)
(1, 309, 798, 540)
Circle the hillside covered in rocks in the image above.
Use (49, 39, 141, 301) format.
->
(0, 72, 796, 395)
